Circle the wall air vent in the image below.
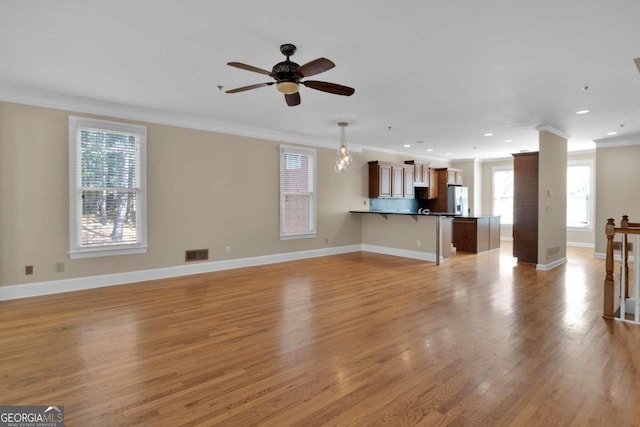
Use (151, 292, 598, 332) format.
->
(185, 249, 209, 262)
(547, 246, 560, 257)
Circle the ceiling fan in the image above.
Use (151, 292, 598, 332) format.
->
(225, 43, 355, 106)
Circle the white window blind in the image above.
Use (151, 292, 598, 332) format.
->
(69, 117, 147, 258)
(280, 145, 316, 239)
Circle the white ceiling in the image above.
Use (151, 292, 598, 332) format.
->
(2, 1, 640, 160)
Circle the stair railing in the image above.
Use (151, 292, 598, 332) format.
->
(604, 216, 640, 324)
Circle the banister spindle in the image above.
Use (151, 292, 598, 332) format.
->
(604, 218, 616, 319)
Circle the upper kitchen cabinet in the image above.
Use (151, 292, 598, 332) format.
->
(369, 161, 392, 198)
(369, 161, 414, 198)
(404, 160, 429, 187)
(446, 168, 464, 185)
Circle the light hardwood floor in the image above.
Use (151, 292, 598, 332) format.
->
(1, 244, 639, 426)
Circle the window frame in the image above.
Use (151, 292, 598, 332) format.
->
(492, 165, 514, 225)
(68, 116, 148, 259)
(566, 159, 594, 231)
(279, 144, 317, 240)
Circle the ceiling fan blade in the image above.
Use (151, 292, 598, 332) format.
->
(296, 58, 335, 78)
(285, 92, 301, 106)
(227, 62, 272, 76)
(302, 80, 355, 96)
(225, 82, 273, 93)
(635, 57, 640, 74)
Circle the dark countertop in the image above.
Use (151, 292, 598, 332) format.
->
(349, 210, 460, 217)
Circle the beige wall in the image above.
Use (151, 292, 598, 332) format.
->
(537, 130, 567, 265)
(0, 102, 372, 287)
(595, 143, 640, 254)
(361, 214, 437, 253)
(0, 101, 454, 288)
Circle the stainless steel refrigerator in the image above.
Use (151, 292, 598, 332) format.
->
(447, 186, 469, 216)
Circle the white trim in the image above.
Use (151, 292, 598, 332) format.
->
(567, 241, 594, 248)
(536, 257, 568, 271)
(535, 125, 571, 139)
(69, 116, 148, 258)
(0, 244, 445, 301)
(0, 245, 362, 301)
(594, 136, 640, 149)
(594, 252, 636, 263)
(0, 85, 361, 152)
(361, 244, 437, 262)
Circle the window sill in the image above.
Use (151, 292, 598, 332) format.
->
(280, 233, 317, 241)
(69, 245, 148, 259)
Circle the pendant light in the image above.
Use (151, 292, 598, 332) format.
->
(335, 122, 352, 173)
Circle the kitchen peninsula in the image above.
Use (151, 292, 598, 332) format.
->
(349, 210, 454, 264)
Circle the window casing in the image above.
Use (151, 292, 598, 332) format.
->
(567, 160, 593, 229)
(69, 116, 147, 258)
(492, 167, 514, 225)
(280, 145, 316, 239)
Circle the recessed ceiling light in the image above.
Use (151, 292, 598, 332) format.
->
(445, 152, 452, 156)
(576, 110, 590, 115)
(504, 139, 513, 143)
(484, 133, 494, 137)
(403, 144, 411, 148)
(607, 131, 618, 136)
(426, 148, 434, 152)
(520, 144, 529, 149)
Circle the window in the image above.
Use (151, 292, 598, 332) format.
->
(280, 145, 316, 239)
(69, 117, 147, 258)
(567, 161, 593, 229)
(492, 167, 514, 224)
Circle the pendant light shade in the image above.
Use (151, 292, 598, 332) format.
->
(335, 122, 352, 173)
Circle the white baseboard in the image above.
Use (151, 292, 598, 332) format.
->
(0, 245, 363, 301)
(594, 252, 636, 263)
(536, 257, 568, 271)
(567, 241, 595, 248)
(361, 244, 437, 262)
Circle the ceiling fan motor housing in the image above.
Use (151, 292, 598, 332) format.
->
(272, 61, 300, 83)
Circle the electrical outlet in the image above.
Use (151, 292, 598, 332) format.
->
(225, 246, 231, 254)
(25, 265, 33, 275)
(417, 240, 421, 247)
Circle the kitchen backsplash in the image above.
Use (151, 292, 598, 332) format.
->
(369, 198, 418, 212)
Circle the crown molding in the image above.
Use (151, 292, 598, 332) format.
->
(535, 125, 571, 139)
(0, 85, 365, 153)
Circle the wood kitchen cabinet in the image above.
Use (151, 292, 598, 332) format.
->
(428, 168, 438, 199)
(369, 161, 414, 198)
(368, 161, 392, 198)
(452, 216, 500, 253)
(512, 152, 538, 263)
(447, 168, 464, 185)
(403, 165, 415, 198)
(404, 160, 429, 187)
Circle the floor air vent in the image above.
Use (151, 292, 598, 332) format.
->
(185, 249, 208, 262)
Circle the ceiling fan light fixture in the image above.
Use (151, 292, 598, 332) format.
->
(276, 81, 299, 94)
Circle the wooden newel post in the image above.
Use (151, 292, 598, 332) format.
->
(604, 218, 616, 319)
(621, 215, 630, 298)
